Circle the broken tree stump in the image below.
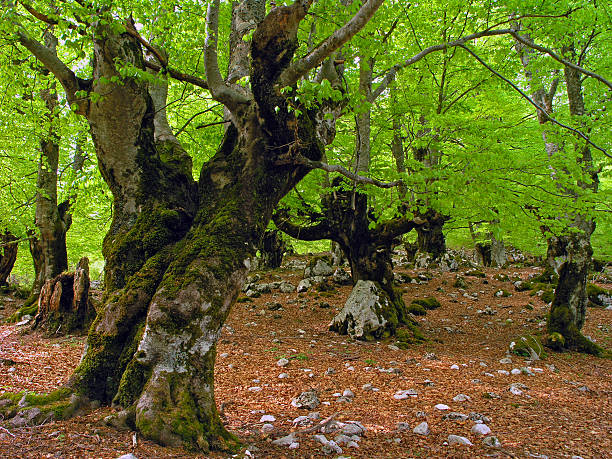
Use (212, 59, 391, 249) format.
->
(32, 257, 95, 335)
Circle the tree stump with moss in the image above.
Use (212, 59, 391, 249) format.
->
(32, 257, 95, 335)
(0, 231, 18, 286)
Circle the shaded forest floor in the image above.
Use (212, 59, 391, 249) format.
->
(1, 254, 611, 458)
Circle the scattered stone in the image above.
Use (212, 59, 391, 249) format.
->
(333, 268, 352, 285)
(424, 352, 439, 360)
(499, 357, 512, 365)
(497, 370, 510, 375)
(448, 434, 473, 446)
(435, 404, 450, 411)
(453, 394, 470, 402)
(340, 421, 366, 436)
(471, 423, 492, 435)
(326, 367, 336, 375)
(322, 440, 343, 455)
(279, 281, 295, 293)
(277, 358, 289, 367)
(443, 412, 468, 421)
(305, 258, 333, 278)
(291, 390, 320, 410)
(272, 434, 297, 447)
(342, 389, 355, 399)
(469, 412, 492, 423)
(413, 422, 430, 436)
(9, 408, 42, 427)
(248, 386, 262, 392)
(297, 279, 312, 293)
(261, 423, 275, 433)
(362, 383, 373, 391)
(483, 436, 502, 448)
(450, 364, 460, 370)
(116, 455, 138, 459)
(292, 415, 311, 426)
(511, 368, 521, 375)
(260, 415, 276, 423)
(278, 373, 289, 379)
(416, 411, 427, 418)
(394, 389, 418, 400)
(396, 422, 411, 431)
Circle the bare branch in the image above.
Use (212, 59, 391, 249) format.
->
(278, 0, 385, 88)
(204, 0, 249, 109)
(460, 45, 610, 158)
(511, 32, 612, 91)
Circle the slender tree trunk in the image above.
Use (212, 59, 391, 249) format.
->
(29, 34, 73, 297)
(515, 32, 602, 354)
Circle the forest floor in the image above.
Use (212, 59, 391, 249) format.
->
(0, 254, 611, 459)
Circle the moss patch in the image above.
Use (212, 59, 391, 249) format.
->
(407, 303, 427, 316)
(411, 297, 441, 310)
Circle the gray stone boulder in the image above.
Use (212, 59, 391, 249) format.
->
(329, 280, 393, 339)
(304, 258, 333, 278)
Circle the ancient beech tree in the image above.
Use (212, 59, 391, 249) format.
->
(8, 0, 384, 451)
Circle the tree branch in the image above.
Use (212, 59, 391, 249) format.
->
(144, 61, 209, 90)
(281, 155, 404, 189)
(15, 29, 81, 101)
(272, 211, 333, 242)
(460, 45, 610, 158)
(205, 0, 250, 110)
(278, 0, 385, 88)
(510, 32, 612, 91)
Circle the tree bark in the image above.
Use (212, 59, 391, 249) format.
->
(0, 231, 18, 286)
(259, 230, 287, 269)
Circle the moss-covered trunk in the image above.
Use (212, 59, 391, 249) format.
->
(546, 218, 603, 355)
(415, 210, 447, 259)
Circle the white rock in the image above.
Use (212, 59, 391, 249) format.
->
(277, 358, 289, 367)
(471, 424, 492, 435)
(288, 442, 300, 449)
(453, 394, 470, 402)
(435, 404, 450, 410)
(394, 389, 418, 400)
(497, 370, 510, 375)
(413, 422, 430, 436)
(483, 436, 501, 447)
(313, 434, 329, 445)
(248, 386, 262, 392)
(116, 455, 138, 459)
(261, 423, 275, 433)
(343, 389, 355, 398)
(511, 368, 521, 375)
(260, 415, 276, 422)
(448, 434, 473, 446)
(278, 373, 289, 379)
(272, 434, 296, 446)
(450, 364, 460, 370)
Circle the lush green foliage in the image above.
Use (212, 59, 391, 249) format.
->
(0, 0, 610, 288)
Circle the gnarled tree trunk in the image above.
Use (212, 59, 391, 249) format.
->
(15, 0, 384, 450)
